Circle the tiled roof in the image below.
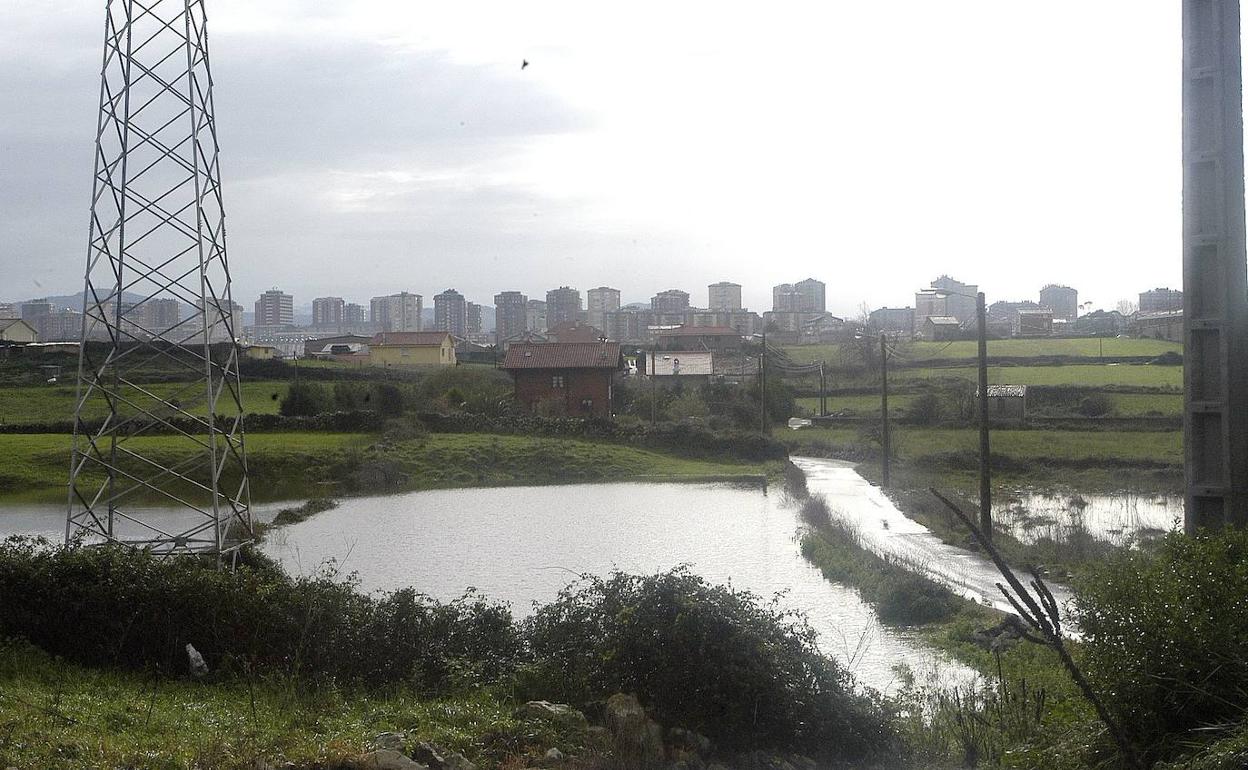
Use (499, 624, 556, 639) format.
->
(502, 342, 623, 370)
(654, 325, 742, 337)
(652, 351, 714, 376)
(371, 331, 450, 346)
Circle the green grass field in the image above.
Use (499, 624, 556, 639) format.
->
(0, 431, 770, 503)
(777, 425, 1182, 496)
(902, 338, 1181, 361)
(1101, 392, 1183, 415)
(781, 337, 1181, 365)
(795, 394, 917, 417)
(0, 640, 581, 770)
(799, 392, 1182, 417)
(778, 426, 1181, 465)
(892, 363, 1183, 389)
(0, 380, 289, 425)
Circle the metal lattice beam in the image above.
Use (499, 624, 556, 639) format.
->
(1182, 0, 1248, 530)
(67, 0, 252, 558)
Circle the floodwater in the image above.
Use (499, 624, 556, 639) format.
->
(1, 474, 972, 695)
(998, 490, 1182, 545)
(792, 457, 1075, 616)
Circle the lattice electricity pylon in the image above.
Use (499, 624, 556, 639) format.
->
(67, 0, 252, 559)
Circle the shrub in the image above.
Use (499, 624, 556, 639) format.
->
(1074, 529, 1248, 762)
(906, 392, 944, 425)
(1077, 393, 1114, 417)
(522, 568, 895, 759)
(280, 381, 331, 416)
(0, 537, 519, 690)
(667, 390, 709, 422)
(417, 367, 512, 415)
(799, 495, 832, 528)
(375, 383, 406, 416)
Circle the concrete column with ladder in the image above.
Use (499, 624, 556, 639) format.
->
(1183, 0, 1248, 530)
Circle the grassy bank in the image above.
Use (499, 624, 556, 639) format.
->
(892, 363, 1182, 389)
(775, 425, 1183, 493)
(0, 640, 573, 770)
(783, 338, 1181, 365)
(797, 391, 1183, 418)
(0, 431, 776, 503)
(0, 380, 290, 425)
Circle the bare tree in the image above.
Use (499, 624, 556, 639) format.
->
(930, 489, 1144, 770)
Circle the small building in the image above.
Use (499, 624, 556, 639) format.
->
(923, 316, 961, 341)
(1015, 310, 1053, 337)
(369, 331, 456, 367)
(654, 325, 744, 352)
(983, 384, 1027, 422)
(243, 344, 282, 360)
(501, 341, 625, 418)
(1131, 310, 1183, 343)
(0, 319, 38, 343)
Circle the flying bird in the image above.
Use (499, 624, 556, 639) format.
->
(521, 59, 529, 70)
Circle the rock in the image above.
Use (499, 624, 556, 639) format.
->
(185, 643, 208, 678)
(516, 700, 589, 731)
(543, 747, 565, 763)
(737, 751, 796, 770)
(443, 752, 476, 770)
(585, 725, 613, 752)
(357, 749, 430, 770)
(604, 693, 664, 770)
(411, 742, 446, 769)
(371, 732, 407, 752)
(667, 728, 712, 757)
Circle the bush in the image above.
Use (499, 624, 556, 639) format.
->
(667, 390, 709, 421)
(280, 381, 331, 417)
(1075, 529, 1248, 762)
(522, 568, 895, 759)
(1077, 393, 1114, 417)
(906, 392, 944, 425)
(0, 537, 520, 690)
(416, 367, 512, 415)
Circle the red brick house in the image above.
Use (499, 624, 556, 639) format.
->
(501, 342, 625, 418)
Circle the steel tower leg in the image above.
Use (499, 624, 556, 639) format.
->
(67, 0, 252, 558)
(1183, 0, 1248, 531)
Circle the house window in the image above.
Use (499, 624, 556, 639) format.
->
(551, 375, 565, 388)
(581, 399, 593, 412)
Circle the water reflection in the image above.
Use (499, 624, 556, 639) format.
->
(999, 490, 1182, 545)
(259, 480, 972, 694)
(2, 475, 975, 694)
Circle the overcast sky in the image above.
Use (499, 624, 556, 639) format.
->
(0, 2, 1191, 315)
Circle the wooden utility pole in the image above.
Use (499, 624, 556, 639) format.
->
(880, 333, 890, 488)
(650, 346, 657, 426)
(819, 362, 827, 416)
(759, 330, 768, 432)
(976, 292, 992, 542)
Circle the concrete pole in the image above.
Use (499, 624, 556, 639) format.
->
(1183, 0, 1248, 530)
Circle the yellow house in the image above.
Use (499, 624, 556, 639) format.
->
(369, 331, 456, 367)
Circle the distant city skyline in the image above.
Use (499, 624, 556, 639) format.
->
(1, 2, 1193, 316)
